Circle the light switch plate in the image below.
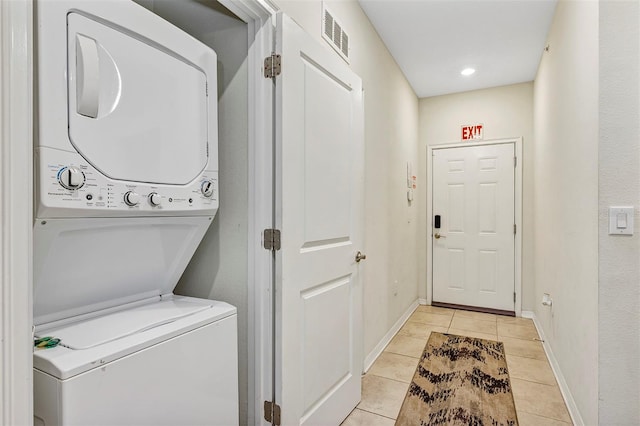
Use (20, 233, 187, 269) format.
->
(609, 206, 634, 235)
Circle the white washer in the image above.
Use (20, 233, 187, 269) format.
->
(33, 1, 237, 425)
(33, 296, 238, 426)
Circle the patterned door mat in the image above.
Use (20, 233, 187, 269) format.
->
(395, 332, 518, 425)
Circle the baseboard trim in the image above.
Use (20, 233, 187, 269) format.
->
(418, 298, 427, 305)
(363, 299, 419, 373)
(521, 311, 584, 426)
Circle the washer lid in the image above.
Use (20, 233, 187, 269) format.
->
(37, 298, 215, 350)
(67, 12, 209, 185)
(33, 217, 212, 326)
(33, 296, 237, 380)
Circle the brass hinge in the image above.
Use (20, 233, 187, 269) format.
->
(264, 54, 282, 78)
(264, 229, 281, 251)
(264, 401, 281, 425)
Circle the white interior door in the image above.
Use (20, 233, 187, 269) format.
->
(432, 143, 515, 312)
(275, 13, 364, 426)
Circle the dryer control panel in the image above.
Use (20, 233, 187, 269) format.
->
(36, 148, 218, 218)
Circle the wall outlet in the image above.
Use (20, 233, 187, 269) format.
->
(542, 293, 553, 307)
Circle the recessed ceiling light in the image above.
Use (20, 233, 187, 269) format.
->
(461, 68, 476, 76)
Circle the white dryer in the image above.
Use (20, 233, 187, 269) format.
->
(33, 1, 238, 425)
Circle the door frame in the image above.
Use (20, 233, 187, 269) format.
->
(215, 1, 277, 424)
(2, 0, 278, 424)
(1, 0, 34, 423)
(426, 137, 523, 317)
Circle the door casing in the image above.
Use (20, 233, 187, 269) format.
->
(0, 1, 34, 423)
(426, 138, 523, 317)
(2, 0, 278, 424)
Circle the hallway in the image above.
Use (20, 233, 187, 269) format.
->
(343, 305, 572, 425)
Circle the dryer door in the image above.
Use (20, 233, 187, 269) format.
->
(67, 12, 209, 185)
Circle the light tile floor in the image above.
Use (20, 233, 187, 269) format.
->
(342, 306, 573, 426)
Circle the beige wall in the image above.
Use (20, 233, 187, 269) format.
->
(533, 0, 599, 423)
(598, 0, 640, 423)
(272, 0, 420, 358)
(418, 82, 534, 308)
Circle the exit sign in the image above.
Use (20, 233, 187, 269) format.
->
(462, 124, 484, 140)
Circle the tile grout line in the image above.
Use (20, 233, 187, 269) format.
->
(353, 407, 398, 421)
(515, 407, 573, 424)
(504, 353, 547, 361)
(506, 353, 555, 363)
(382, 349, 421, 359)
(509, 373, 560, 388)
(366, 371, 413, 386)
(498, 334, 540, 341)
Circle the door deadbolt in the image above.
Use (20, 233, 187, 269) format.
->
(355, 251, 367, 262)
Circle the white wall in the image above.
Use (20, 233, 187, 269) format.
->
(418, 82, 534, 309)
(533, 0, 599, 423)
(598, 0, 640, 423)
(134, 1, 251, 423)
(271, 0, 420, 358)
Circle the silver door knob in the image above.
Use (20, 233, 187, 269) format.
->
(434, 233, 446, 239)
(355, 251, 367, 262)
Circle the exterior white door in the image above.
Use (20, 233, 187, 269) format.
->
(432, 143, 515, 312)
(275, 13, 364, 426)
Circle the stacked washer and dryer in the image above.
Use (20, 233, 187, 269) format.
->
(33, 1, 239, 424)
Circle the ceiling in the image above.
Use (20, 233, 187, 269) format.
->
(358, 0, 558, 98)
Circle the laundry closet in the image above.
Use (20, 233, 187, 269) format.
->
(32, 0, 252, 424)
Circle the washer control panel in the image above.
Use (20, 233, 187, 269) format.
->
(37, 148, 218, 217)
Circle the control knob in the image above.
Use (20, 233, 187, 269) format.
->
(58, 166, 85, 190)
(201, 180, 215, 198)
(148, 192, 162, 207)
(124, 191, 141, 206)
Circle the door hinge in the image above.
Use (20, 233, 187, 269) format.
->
(264, 401, 281, 425)
(514, 224, 517, 235)
(514, 156, 517, 167)
(514, 292, 516, 303)
(264, 53, 281, 79)
(263, 228, 281, 251)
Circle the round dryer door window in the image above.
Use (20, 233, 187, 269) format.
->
(66, 13, 209, 185)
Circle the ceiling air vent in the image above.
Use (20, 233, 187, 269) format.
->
(322, 4, 350, 63)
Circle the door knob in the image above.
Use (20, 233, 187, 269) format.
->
(434, 233, 446, 239)
(355, 251, 367, 262)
